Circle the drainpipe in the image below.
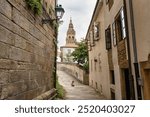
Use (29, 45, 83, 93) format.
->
(123, 0, 135, 100)
(127, 0, 142, 99)
(54, 0, 58, 89)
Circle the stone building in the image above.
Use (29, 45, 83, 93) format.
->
(0, 0, 57, 99)
(86, 0, 150, 100)
(60, 18, 78, 63)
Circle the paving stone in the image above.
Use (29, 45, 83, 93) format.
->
(57, 70, 106, 100)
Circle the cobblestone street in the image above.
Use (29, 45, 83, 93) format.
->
(57, 70, 105, 100)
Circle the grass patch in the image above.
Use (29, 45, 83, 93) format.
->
(56, 78, 65, 99)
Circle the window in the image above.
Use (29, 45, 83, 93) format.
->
(115, 7, 127, 42)
(106, 0, 114, 10)
(94, 57, 97, 71)
(120, 7, 126, 39)
(105, 26, 112, 50)
(93, 22, 100, 41)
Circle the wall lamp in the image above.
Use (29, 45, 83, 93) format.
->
(42, 5, 65, 24)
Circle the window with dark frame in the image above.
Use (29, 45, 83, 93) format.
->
(105, 26, 112, 50)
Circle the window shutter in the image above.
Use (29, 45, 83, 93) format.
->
(112, 22, 117, 46)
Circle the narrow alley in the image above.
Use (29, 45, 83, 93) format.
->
(57, 70, 105, 100)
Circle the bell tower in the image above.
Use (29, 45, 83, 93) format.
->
(66, 18, 76, 45)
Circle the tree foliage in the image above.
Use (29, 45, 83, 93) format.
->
(71, 40, 89, 71)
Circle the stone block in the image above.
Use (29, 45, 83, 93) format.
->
(0, 0, 12, 19)
(0, 70, 10, 85)
(9, 47, 22, 61)
(9, 70, 29, 83)
(24, 89, 38, 100)
(0, 81, 27, 99)
(26, 42, 34, 53)
(12, 8, 30, 32)
(16, 62, 41, 71)
(0, 13, 21, 35)
(7, 93, 26, 100)
(29, 71, 43, 80)
(24, 80, 39, 91)
(0, 25, 15, 45)
(0, 59, 17, 70)
(9, 47, 30, 62)
(0, 42, 10, 59)
(30, 54, 36, 63)
(15, 35, 26, 49)
(7, 0, 21, 11)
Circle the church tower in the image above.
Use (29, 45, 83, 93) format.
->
(60, 18, 78, 62)
(66, 18, 76, 45)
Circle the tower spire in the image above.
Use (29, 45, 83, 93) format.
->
(66, 18, 76, 44)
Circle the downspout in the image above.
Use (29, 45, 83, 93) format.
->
(128, 0, 142, 99)
(123, 0, 135, 99)
(54, 0, 58, 88)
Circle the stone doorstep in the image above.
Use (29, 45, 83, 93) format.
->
(33, 88, 57, 100)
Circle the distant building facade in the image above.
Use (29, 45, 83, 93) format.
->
(86, 0, 150, 100)
(60, 18, 78, 63)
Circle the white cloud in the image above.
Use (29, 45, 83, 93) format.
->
(58, 0, 97, 48)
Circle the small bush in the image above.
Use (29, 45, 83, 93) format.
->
(25, 0, 42, 15)
(56, 77, 65, 99)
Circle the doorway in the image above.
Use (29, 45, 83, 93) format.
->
(121, 68, 130, 100)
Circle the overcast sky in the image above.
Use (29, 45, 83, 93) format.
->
(57, 0, 97, 48)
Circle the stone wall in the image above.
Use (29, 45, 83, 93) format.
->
(0, 0, 56, 99)
(57, 62, 89, 85)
